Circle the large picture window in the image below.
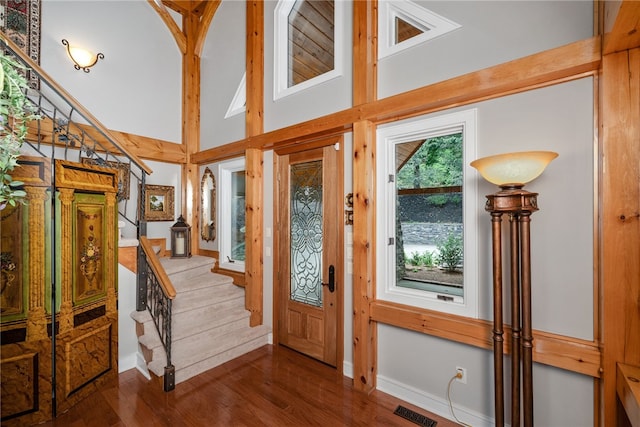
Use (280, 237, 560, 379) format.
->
(377, 109, 478, 317)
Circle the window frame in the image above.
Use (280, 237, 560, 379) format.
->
(378, 0, 461, 59)
(376, 109, 479, 318)
(273, 0, 344, 100)
(218, 157, 246, 273)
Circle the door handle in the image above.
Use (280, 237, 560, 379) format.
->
(322, 265, 335, 293)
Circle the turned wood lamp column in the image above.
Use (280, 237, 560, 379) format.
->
(471, 151, 558, 427)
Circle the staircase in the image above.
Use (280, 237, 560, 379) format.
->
(131, 256, 270, 385)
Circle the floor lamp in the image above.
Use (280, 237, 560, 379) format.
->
(471, 151, 558, 427)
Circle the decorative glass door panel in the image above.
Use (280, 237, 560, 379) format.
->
(290, 160, 323, 307)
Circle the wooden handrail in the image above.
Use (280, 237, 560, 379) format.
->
(0, 32, 152, 175)
(140, 236, 176, 299)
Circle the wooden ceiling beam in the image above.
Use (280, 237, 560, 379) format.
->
(195, 0, 221, 56)
(147, 0, 187, 54)
(603, 0, 640, 54)
(192, 36, 601, 165)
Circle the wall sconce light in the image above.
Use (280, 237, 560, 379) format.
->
(62, 39, 104, 72)
(470, 150, 558, 427)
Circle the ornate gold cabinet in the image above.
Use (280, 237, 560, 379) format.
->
(0, 158, 119, 424)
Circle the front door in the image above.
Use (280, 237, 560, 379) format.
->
(275, 141, 343, 367)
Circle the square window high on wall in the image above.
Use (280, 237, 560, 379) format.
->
(377, 109, 479, 318)
(274, 0, 344, 99)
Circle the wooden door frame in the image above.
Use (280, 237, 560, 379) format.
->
(272, 136, 344, 378)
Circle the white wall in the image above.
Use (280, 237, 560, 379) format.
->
(118, 262, 138, 373)
(376, 78, 594, 425)
(378, 0, 594, 98)
(201, 0, 247, 148)
(262, 0, 353, 131)
(41, 1, 182, 143)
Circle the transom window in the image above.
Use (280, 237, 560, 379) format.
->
(377, 109, 478, 318)
(378, 0, 461, 59)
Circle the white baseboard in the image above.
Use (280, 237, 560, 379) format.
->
(377, 374, 493, 427)
(343, 361, 354, 379)
(135, 351, 151, 380)
(118, 353, 137, 373)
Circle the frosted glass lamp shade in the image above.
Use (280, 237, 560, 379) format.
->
(470, 151, 558, 187)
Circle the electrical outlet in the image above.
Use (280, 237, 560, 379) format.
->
(456, 366, 467, 384)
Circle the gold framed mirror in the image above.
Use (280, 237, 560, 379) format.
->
(201, 167, 216, 241)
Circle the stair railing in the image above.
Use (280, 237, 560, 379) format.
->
(139, 236, 176, 391)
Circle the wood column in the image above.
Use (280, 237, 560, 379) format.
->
(182, 12, 201, 253)
(244, 1, 264, 326)
(245, 148, 263, 326)
(352, 0, 377, 394)
(600, 47, 640, 425)
(352, 120, 376, 393)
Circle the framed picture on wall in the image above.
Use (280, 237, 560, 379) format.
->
(142, 184, 174, 221)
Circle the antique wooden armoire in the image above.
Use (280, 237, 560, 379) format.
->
(1, 158, 119, 425)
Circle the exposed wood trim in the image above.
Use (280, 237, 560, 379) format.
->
(25, 119, 185, 164)
(182, 12, 202, 256)
(192, 37, 601, 165)
(147, 0, 187, 55)
(146, 237, 168, 257)
(352, 120, 377, 394)
(245, 148, 263, 326)
(0, 34, 152, 175)
(118, 246, 138, 273)
(246, 1, 265, 138)
(364, 37, 600, 125)
(351, 1, 378, 394)
(194, 0, 221, 56)
(108, 129, 186, 164)
(198, 248, 216, 258)
(370, 300, 602, 378)
(603, 0, 640, 55)
(139, 236, 176, 299)
(600, 47, 640, 426)
(353, 0, 377, 106)
(243, 2, 265, 327)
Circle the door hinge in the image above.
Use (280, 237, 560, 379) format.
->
(388, 174, 395, 183)
(388, 237, 395, 245)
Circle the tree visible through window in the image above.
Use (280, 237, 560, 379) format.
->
(377, 109, 477, 317)
(395, 134, 463, 296)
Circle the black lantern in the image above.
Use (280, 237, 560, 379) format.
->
(170, 215, 191, 258)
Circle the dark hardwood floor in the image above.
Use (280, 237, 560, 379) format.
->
(43, 344, 459, 426)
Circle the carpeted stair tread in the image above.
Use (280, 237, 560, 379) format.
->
(159, 255, 213, 275)
(147, 325, 270, 378)
(147, 317, 265, 368)
(170, 271, 234, 293)
(165, 336, 269, 383)
(172, 284, 244, 313)
(139, 304, 252, 349)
